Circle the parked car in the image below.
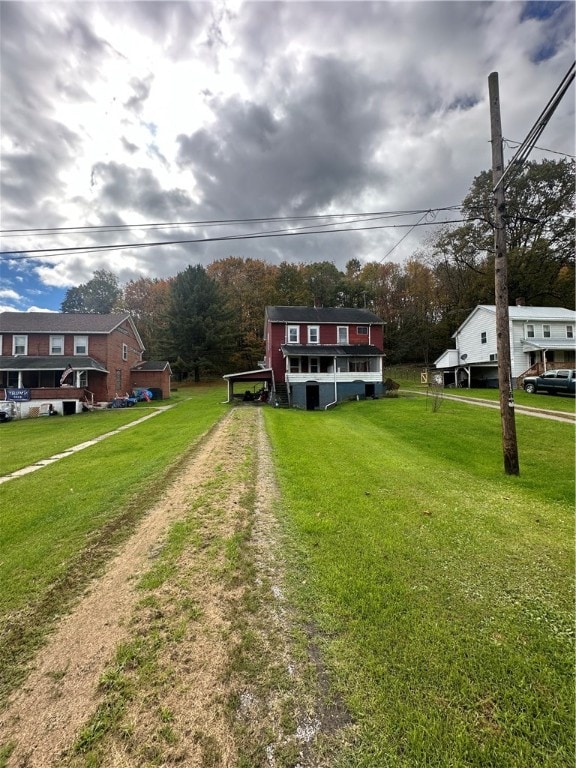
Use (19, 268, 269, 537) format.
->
(523, 369, 576, 395)
(0, 401, 16, 422)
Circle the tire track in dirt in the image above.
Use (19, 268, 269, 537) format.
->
(0, 408, 263, 767)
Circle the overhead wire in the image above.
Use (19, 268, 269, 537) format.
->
(0, 216, 471, 261)
(0, 206, 467, 260)
(494, 60, 575, 192)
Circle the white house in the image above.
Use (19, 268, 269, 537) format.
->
(434, 304, 576, 388)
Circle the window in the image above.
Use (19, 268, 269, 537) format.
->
(480, 331, 487, 344)
(309, 358, 319, 374)
(78, 370, 88, 387)
(542, 324, 551, 338)
(308, 326, 319, 344)
(289, 357, 300, 373)
(337, 326, 349, 344)
(566, 325, 574, 339)
(74, 336, 88, 354)
(122, 343, 128, 361)
(489, 353, 498, 361)
(357, 326, 368, 335)
(287, 326, 299, 343)
(13, 335, 27, 355)
(50, 335, 64, 355)
(526, 324, 535, 338)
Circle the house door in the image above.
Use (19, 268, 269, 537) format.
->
(306, 384, 320, 411)
(365, 383, 375, 398)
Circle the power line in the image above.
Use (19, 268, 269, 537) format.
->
(0, 206, 462, 237)
(503, 138, 575, 160)
(494, 60, 575, 193)
(0, 217, 470, 261)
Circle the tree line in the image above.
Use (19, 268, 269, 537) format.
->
(61, 159, 574, 380)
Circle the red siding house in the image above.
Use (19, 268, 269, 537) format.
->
(224, 306, 386, 409)
(0, 312, 171, 417)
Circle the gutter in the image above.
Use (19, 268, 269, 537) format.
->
(324, 355, 338, 410)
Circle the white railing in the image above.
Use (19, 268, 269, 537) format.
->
(286, 372, 382, 384)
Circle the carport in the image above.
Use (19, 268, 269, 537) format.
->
(222, 368, 274, 403)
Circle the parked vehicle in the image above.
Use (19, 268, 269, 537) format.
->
(0, 401, 16, 422)
(523, 369, 576, 395)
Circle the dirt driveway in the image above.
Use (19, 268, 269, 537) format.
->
(1, 407, 347, 767)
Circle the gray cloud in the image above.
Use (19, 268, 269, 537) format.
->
(1, 1, 574, 298)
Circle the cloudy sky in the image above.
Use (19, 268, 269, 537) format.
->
(0, 0, 574, 312)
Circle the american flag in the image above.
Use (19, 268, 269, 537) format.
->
(59, 364, 74, 385)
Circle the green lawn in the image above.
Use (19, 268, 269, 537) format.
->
(263, 397, 574, 767)
(0, 385, 229, 698)
(0, 389, 573, 766)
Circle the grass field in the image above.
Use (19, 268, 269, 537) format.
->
(0, 386, 573, 766)
(264, 395, 575, 767)
(0, 385, 229, 699)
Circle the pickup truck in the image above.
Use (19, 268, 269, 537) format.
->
(523, 369, 576, 395)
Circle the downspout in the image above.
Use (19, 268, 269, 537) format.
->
(325, 355, 338, 410)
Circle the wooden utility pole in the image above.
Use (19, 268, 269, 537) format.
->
(488, 72, 520, 475)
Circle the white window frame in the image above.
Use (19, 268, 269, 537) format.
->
(74, 335, 88, 355)
(542, 324, 551, 339)
(78, 370, 88, 387)
(50, 335, 64, 355)
(308, 325, 319, 344)
(287, 325, 299, 344)
(566, 325, 573, 339)
(337, 326, 349, 344)
(122, 343, 128, 361)
(526, 324, 535, 338)
(309, 357, 319, 374)
(13, 335, 27, 355)
(288, 357, 300, 373)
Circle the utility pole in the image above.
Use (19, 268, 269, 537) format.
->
(488, 72, 519, 475)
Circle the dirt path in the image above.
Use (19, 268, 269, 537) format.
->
(1, 406, 334, 767)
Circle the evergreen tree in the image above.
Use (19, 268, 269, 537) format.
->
(163, 265, 235, 381)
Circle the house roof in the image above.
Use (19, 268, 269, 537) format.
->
(0, 356, 108, 372)
(0, 311, 145, 350)
(280, 344, 383, 357)
(265, 306, 383, 324)
(453, 305, 575, 337)
(131, 360, 172, 373)
(223, 368, 273, 382)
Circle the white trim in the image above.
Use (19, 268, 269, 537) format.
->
(12, 335, 27, 355)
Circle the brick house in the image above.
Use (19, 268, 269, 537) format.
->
(224, 306, 386, 409)
(0, 312, 171, 417)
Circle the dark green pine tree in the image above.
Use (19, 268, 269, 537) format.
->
(164, 265, 236, 382)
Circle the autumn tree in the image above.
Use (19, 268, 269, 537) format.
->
(273, 262, 312, 305)
(61, 269, 122, 313)
(121, 276, 173, 360)
(427, 158, 575, 312)
(207, 257, 277, 370)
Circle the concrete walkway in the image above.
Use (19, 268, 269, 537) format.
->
(0, 405, 175, 485)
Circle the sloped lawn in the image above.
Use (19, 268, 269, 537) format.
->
(264, 397, 574, 767)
